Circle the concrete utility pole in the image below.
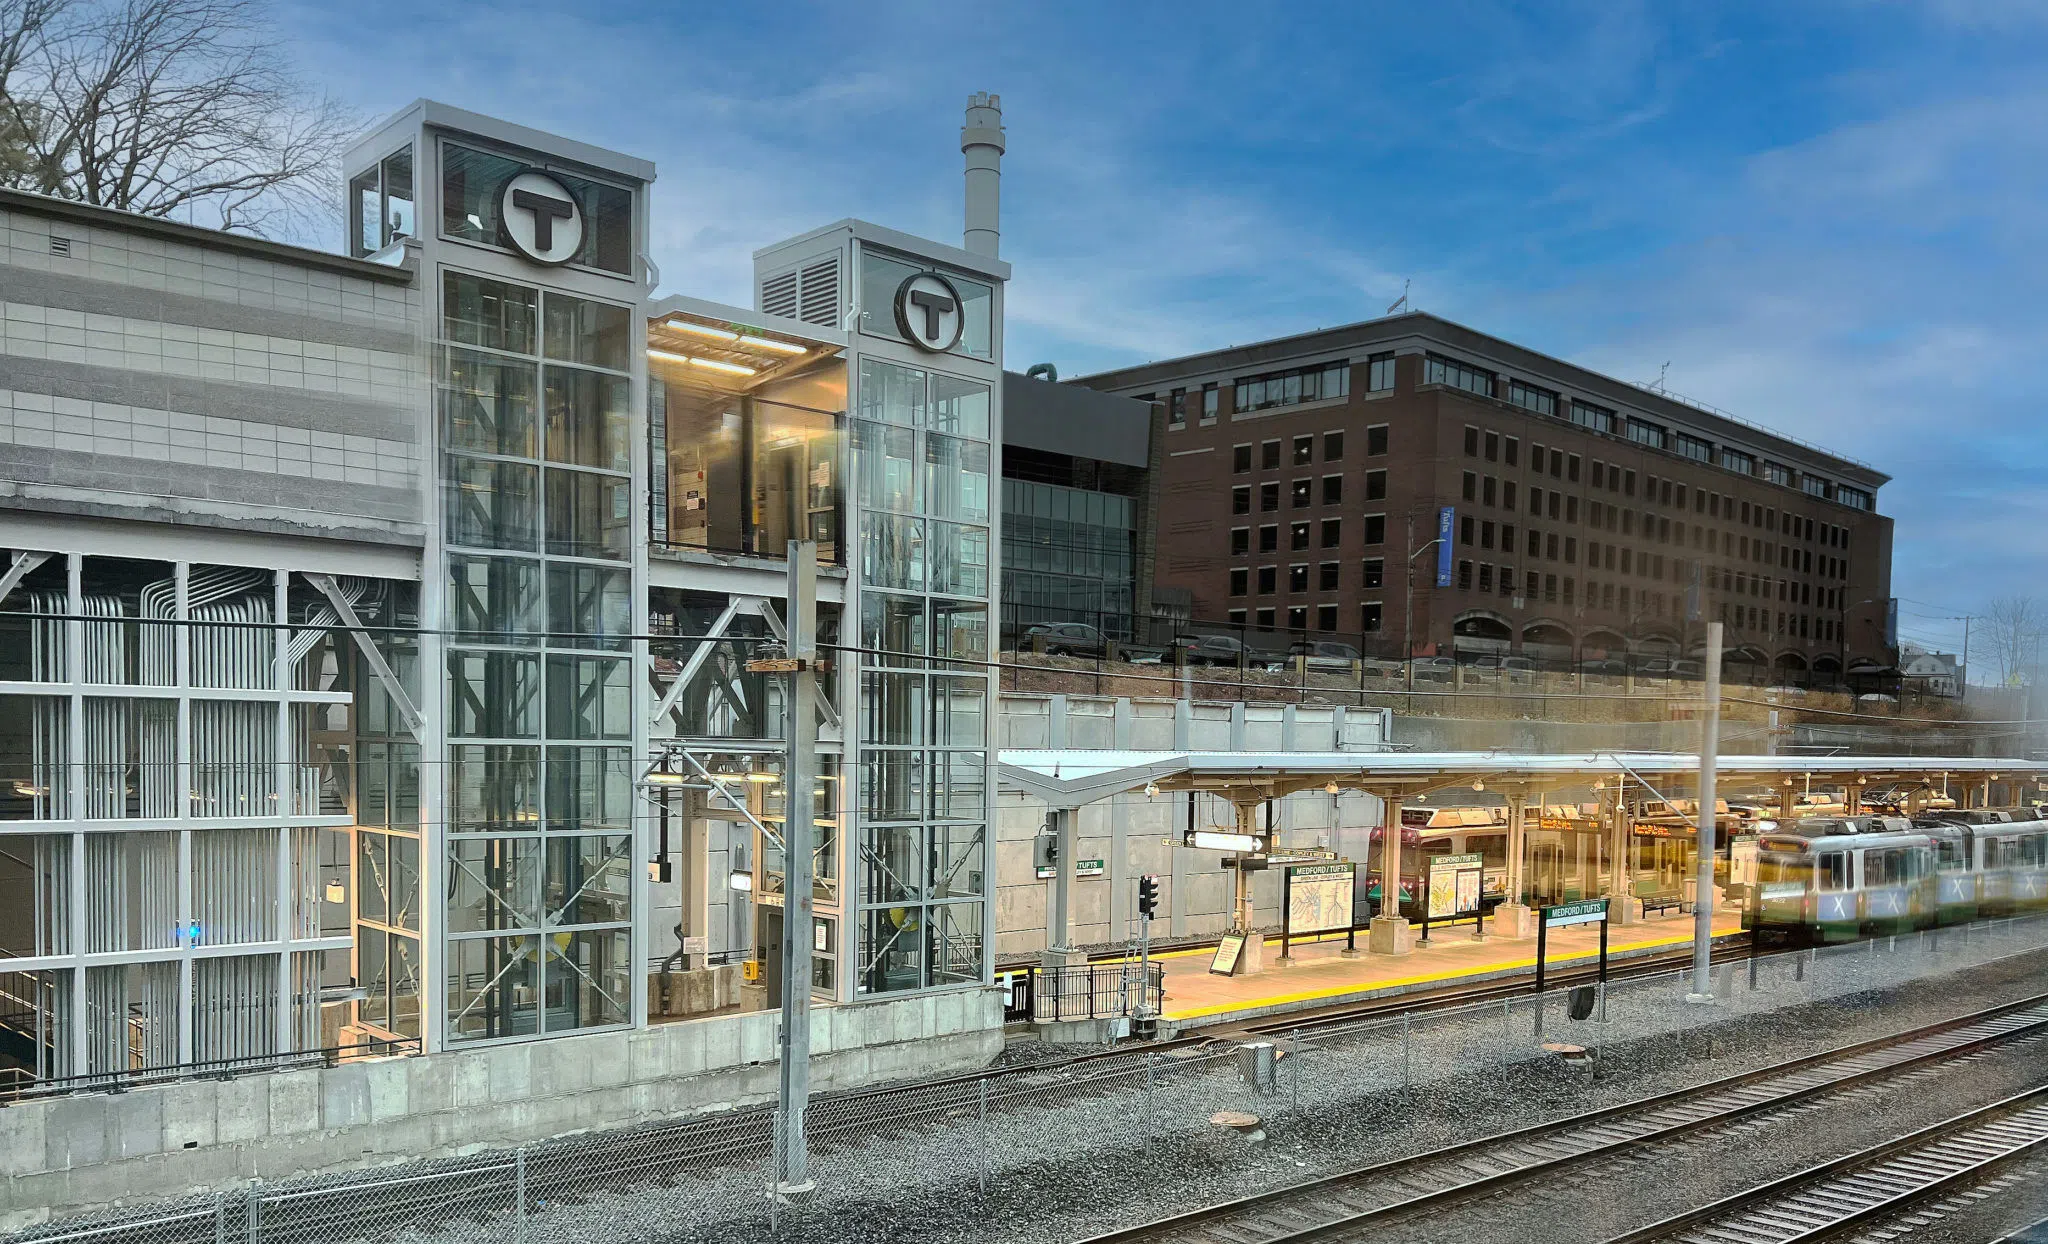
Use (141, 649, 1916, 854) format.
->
(769, 542, 819, 1193)
(1688, 620, 1724, 1004)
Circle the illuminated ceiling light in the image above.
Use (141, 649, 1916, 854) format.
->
(739, 334, 808, 354)
(688, 356, 757, 376)
(666, 320, 738, 342)
(1472, 780, 1485, 792)
(1324, 780, 1340, 795)
(643, 770, 689, 787)
(1188, 830, 1260, 853)
(1144, 781, 1160, 799)
(744, 772, 778, 784)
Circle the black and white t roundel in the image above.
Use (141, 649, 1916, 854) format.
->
(893, 271, 964, 353)
(499, 170, 583, 266)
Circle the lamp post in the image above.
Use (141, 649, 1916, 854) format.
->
(1404, 511, 1445, 690)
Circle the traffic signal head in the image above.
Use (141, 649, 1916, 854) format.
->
(1137, 874, 1159, 919)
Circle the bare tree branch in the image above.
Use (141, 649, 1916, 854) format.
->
(0, 0, 358, 239)
(1984, 595, 2045, 688)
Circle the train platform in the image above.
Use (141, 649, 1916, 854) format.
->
(1153, 907, 1746, 1031)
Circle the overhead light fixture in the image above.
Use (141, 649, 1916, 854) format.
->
(1324, 780, 1340, 795)
(744, 771, 778, 784)
(1144, 781, 1160, 799)
(324, 880, 346, 904)
(739, 334, 808, 355)
(643, 769, 689, 787)
(666, 320, 738, 342)
(1188, 830, 1261, 853)
(1472, 780, 1485, 792)
(690, 356, 757, 376)
(645, 347, 758, 377)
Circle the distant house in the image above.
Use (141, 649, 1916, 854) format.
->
(1900, 645, 1961, 697)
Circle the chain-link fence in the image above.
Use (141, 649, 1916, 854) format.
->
(14, 915, 2048, 1244)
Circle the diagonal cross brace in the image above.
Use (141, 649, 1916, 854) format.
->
(648, 596, 748, 730)
(305, 573, 425, 740)
(0, 551, 51, 609)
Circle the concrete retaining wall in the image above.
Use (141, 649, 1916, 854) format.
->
(0, 987, 1002, 1230)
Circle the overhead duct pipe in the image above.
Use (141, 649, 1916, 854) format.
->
(961, 92, 1005, 258)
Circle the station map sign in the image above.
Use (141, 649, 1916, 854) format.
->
(1427, 852, 1484, 920)
(1284, 862, 1357, 936)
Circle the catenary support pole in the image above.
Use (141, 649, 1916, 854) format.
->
(1688, 620, 1724, 1003)
(773, 542, 819, 1193)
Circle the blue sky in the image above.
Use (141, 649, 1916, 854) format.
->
(281, 0, 2047, 662)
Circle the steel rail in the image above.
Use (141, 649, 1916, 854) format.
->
(1606, 1084, 2048, 1244)
(1076, 992, 2048, 1244)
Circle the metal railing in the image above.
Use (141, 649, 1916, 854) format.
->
(0, 1037, 421, 1106)
(1002, 961, 1164, 1024)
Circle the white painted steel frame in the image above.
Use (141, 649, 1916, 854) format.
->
(1, 554, 363, 1078)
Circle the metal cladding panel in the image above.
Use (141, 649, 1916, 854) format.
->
(1000, 373, 1150, 467)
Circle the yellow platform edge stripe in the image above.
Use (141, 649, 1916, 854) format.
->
(1161, 927, 1741, 1021)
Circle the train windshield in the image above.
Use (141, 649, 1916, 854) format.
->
(1758, 853, 1812, 890)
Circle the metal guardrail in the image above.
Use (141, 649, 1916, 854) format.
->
(1002, 962, 1164, 1024)
(0, 1037, 422, 1105)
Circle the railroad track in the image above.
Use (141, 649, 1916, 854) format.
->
(1077, 993, 2048, 1244)
(1609, 1085, 2048, 1243)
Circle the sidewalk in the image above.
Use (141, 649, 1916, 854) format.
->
(1157, 907, 1746, 1029)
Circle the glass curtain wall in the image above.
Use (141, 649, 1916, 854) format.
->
(653, 380, 842, 564)
(438, 268, 636, 1043)
(852, 354, 992, 996)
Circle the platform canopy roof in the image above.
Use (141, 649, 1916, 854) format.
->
(996, 749, 2048, 809)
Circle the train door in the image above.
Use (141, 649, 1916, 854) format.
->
(2017, 830, 2048, 911)
(1530, 837, 1563, 906)
(1857, 845, 1913, 934)
(1982, 834, 2016, 913)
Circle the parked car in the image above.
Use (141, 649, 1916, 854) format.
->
(1179, 633, 1250, 666)
(1125, 635, 1198, 665)
(1502, 656, 1536, 681)
(1580, 658, 1627, 680)
(1020, 621, 1108, 658)
(1283, 639, 1362, 673)
(1412, 656, 1456, 683)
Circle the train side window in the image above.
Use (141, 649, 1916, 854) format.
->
(1936, 838, 1966, 871)
(1818, 852, 1848, 890)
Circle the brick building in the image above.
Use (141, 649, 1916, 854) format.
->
(1075, 312, 1894, 684)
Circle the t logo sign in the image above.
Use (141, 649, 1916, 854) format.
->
(499, 170, 584, 266)
(893, 271, 965, 353)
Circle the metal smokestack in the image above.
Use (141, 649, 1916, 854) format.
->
(961, 92, 1005, 258)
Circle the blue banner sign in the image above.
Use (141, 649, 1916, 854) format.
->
(1435, 507, 1455, 588)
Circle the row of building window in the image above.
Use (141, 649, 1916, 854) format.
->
(1228, 561, 1376, 602)
(1433, 350, 1874, 510)
(1161, 354, 1398, 429)
(1231, 426, 1390, 472)
(1229, 517, 1389, 552)
(1223, 603, 1386, 634)
(1230, 472, 1384, 513)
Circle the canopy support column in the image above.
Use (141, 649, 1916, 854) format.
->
(1496, 792, 1535, 938)
(1369, 794, 1412, 955)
